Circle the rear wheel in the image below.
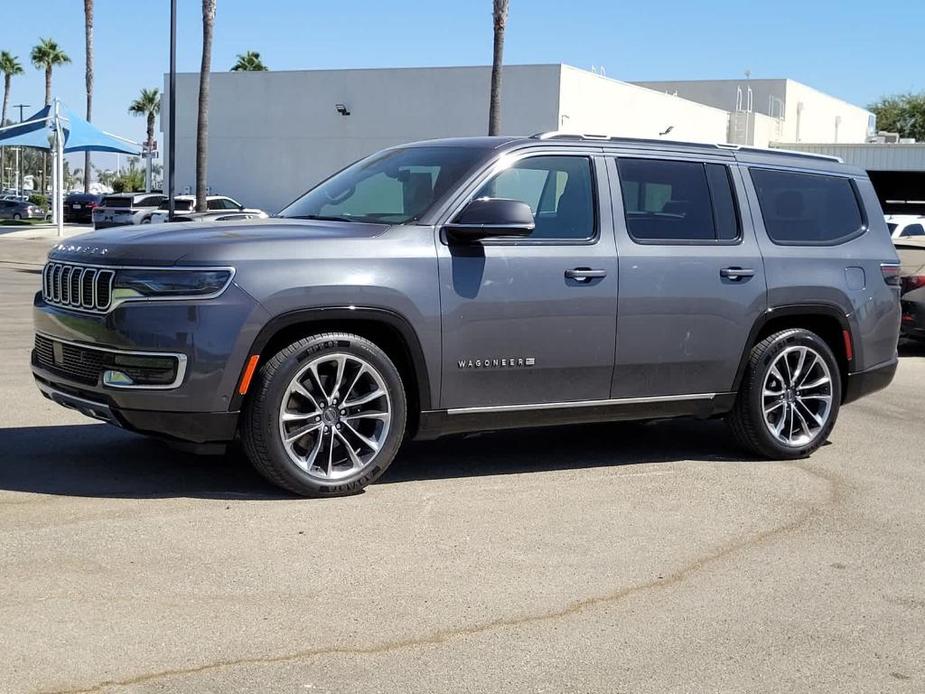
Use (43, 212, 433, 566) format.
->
(728, 328, 841, 459)
(241, 333, 407, 497)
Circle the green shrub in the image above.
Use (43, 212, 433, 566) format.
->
(29, 194, 47, 208)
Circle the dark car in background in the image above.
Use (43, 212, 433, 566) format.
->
(92, 193, 165, 229)
(894, 238, 925, 341)
(63, 193, 103, 224)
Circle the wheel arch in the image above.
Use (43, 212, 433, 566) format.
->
(233, 307, 432, 435)
(733, 304, 854, 399)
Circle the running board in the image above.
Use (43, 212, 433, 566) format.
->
(415, 392, 736, 440)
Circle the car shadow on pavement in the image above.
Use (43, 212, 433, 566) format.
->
(0, 417, 749, 500)
(898, 338, 925, 358)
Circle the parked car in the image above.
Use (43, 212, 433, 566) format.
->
(886, 214, 925, 240)
(147, 195, 267, 224)
(1, 194, 30, 203)
(63, 193, 103, 224)
(32, 134, 901, 497)
(92, 193, 166, 229)
(894, 238, 925, 341)
(0, 199, 43, 220)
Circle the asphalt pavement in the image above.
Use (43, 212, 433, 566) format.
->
(0, 237, 922, 693)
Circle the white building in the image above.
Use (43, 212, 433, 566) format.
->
(634, 78, 874, 147)
(163, 64, 874, 213)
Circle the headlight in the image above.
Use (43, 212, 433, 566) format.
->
(111, 268, 233, 301)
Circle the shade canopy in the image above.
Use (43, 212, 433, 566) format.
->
(0, 101, 140, 155)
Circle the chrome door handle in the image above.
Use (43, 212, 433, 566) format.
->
(720, 267, 755, 280)
(565, 268, 608, 281)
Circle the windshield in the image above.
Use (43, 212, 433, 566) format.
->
(279, 146, 490, 224)
(158, 200, 194, 211)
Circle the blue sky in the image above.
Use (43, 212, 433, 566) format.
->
(4, 0, 924, 171)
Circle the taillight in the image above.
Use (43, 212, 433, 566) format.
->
(881, 263, 902, 288)
(901, 275, 925, 294)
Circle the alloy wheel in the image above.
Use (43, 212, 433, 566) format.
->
(277, 352, 392, 480)
(761, 345, 833, 447)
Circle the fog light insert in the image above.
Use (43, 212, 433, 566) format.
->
(102, 353, 180, 387)
(103, 370, 135, 386)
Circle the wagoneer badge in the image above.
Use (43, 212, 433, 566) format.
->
(458, 357, 536, 369)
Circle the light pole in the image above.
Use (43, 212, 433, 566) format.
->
(13, 104, 30, 197)
(168, 0, 177, 221)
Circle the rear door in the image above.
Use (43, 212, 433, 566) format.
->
(438, 150, 619, 409)
(607, 153, 767, 398)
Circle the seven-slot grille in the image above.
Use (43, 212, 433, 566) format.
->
(42, 262, 114, 311)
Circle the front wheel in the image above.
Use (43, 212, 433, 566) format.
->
(727, 328, 842, 459)
(241, 333, 407, 497)
(12, 213, 21, 220)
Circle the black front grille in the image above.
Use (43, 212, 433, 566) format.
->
(33, 335, 106, 386)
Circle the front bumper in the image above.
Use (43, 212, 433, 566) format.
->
(34, 376, 238, 443)
(32, 281, 271, 441)
(843, 358, 898, 405)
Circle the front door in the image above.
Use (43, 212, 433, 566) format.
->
(438, 153, 618, 409)
(607, 154, 767, 398)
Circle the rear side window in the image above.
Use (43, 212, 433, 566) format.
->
(616, 158, 740, 242)
(749, 169, 864, 245)
(900, 223, 925, 237)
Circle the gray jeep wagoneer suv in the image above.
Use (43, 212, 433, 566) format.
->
(33, 133, 902, 497)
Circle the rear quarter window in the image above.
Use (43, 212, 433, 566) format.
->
(750, 168, 865, 245)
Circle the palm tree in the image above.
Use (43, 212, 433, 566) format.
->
(30, 38, 71, 106)
(488, 0, 509, 136)
(231, 51, 267, 72)
(31, 38, 70, 197)
(0, 51, 24, 190)
(196, 0, 217, 213)
(83, 0, 94, 192)
(129, 88, 160, 153)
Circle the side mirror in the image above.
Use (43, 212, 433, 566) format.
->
(238, 203, 245, 211)
(445, 198, 535, 241)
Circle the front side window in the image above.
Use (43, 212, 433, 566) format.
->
(280, 146, 490, 224)
(750, 168, 864, 244)
(617, 158, 740, 242)
(473, 155, 595, 240)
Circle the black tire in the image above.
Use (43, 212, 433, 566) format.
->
(12, 213, 21, 220)
(727, 328, 842, 459)
(241, 332, 407, 497)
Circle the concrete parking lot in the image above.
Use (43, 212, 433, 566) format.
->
(0, 238, 922, 693)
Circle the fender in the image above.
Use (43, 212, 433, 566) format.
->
(731, 302, 855, 394)
(231, 306, 433, 412)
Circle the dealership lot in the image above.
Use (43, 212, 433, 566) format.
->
(0, 238, 922, 693)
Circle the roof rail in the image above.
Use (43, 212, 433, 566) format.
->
(532, 131, 611, 141)
(529, 131, 844, 163)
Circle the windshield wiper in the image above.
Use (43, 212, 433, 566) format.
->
(287, 214, 354, 222)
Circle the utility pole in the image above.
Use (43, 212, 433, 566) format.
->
(168, 0, 177, 221)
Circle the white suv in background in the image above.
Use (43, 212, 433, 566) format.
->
(886, 215, 925, 240)
(148, 195, 268, 224)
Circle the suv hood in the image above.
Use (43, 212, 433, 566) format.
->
(47, 218, 391, 266)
